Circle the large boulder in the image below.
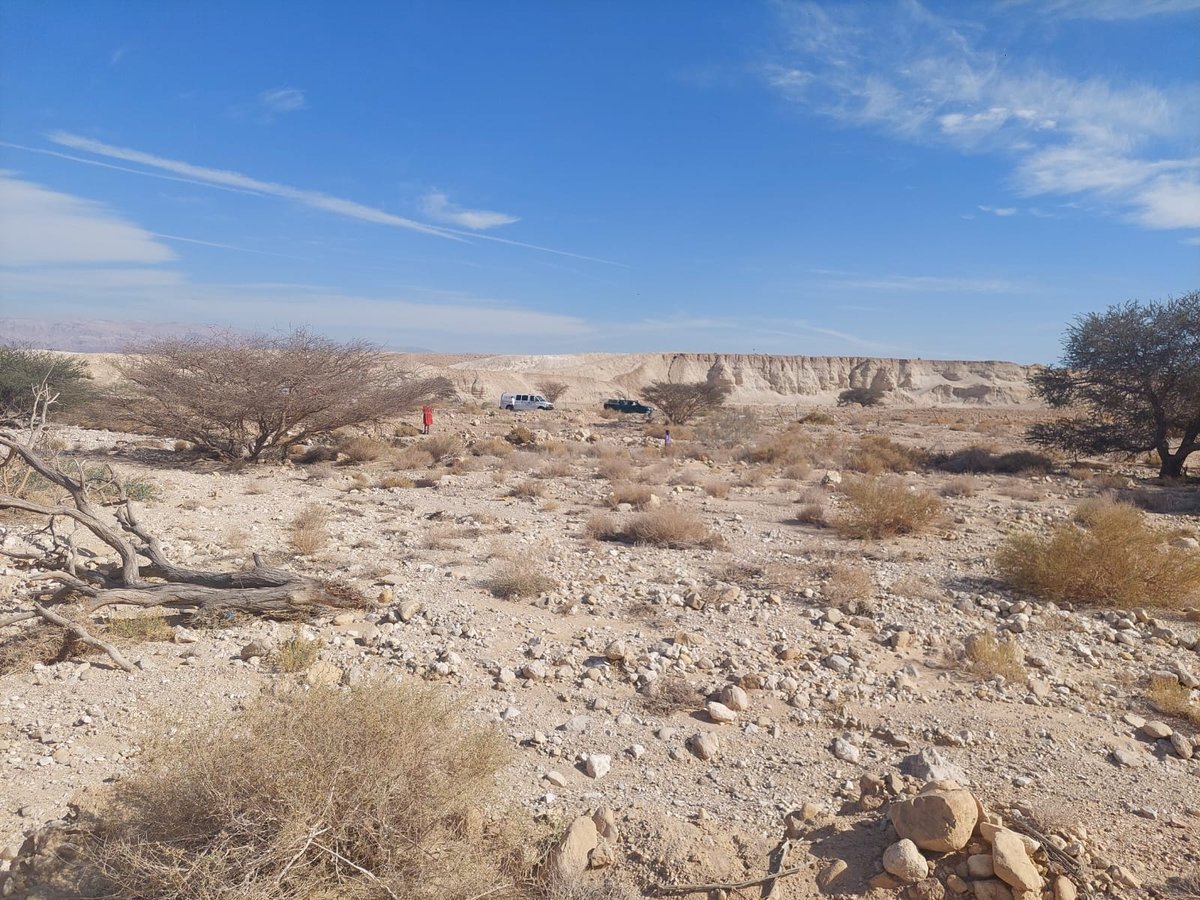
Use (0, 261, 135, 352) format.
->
(889, 783, 980, 852)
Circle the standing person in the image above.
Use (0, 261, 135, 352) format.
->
(422, 405, 433, 435)
(663, 428, 672, 448)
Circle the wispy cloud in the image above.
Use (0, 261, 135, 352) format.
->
(0, 171, 175, 266)
(767, 1, 1200, 229)
(818, 271, 1018, 293)
(421, 190, 519, 230)
(110, 46, 129, 66)
(33, 133, 621, 265)
(1006, 0, 1200, 20)
(978, 205, 1018, 216)
(259, 87, 306, 114)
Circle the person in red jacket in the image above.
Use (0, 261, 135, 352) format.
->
(422, 405, 433, 435)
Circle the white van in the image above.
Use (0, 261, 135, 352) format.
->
(500, 392, 554, 411)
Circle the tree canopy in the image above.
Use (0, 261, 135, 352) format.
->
(640, 380, 731, 425)
(1027, 292, 1200, 478)
(118, 328, 454, 462)
(0, 345, 94, 422)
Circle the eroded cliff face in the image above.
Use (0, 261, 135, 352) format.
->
(434, 353, 1038, 406)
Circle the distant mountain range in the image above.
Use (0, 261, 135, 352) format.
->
(0, 319, 430, 353)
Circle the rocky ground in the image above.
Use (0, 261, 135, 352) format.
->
(1, 403, 1198, 899)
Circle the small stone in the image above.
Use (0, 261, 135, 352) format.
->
(719, 684, 750, 711)
(1170, 731, 1194, 759)
(547, 815, 598, 877)
(882, 839, 929, 883)
(706, 701, 738, 724)
(1053, 875, 1078, 900)
(972, 881, 1013, 900)
(832, 737, 861, 763)
(304, 660, 343, 686)
(990, 827, 1043, 893)
(690, 732, 720, 760)
(1141, 720, 1173, 739)
(239, 640, 271, 660)
(945, 873, 969, 894)
(816, 858, 849, 889)
(544, 771, 568, 787)
(583, 754, 611, 779)
(967, 853, 995, 878)
(398, 600, 422, 622)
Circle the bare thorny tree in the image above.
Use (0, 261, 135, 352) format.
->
(0, 434, 360, 673)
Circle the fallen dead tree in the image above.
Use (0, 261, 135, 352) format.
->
(0, 433, 362, 673)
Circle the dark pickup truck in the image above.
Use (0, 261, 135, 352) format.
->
(603, 398, 653, 415)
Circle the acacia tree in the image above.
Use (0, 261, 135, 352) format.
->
(640, 379, 732, 425)
(837, 386, 885, 407)
(0, 345, 94, 422)
(1028, 292, 1200, 478)
(118, 329, 453, 462)
(534, 379, 569, 403)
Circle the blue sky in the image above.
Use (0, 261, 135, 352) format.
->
(0, 0, 1197, 361)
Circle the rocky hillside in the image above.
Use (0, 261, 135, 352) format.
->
(409, 353, 1039, 407)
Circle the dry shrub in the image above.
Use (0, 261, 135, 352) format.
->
(509, 480, 547, 499)
(272, 633, 323, 673)
(80, 682, 526, 900)
(422, 526, 464, 550)
(931, 446, 1054, 475)
(394, 422, 422, 437)
(794, 501, 826, 525)
(779, 462, 812, 482)
(0, 627, 75, 675)
(997, 480, 1046, 502)
(295, 445, 341, 465)
(890, 574, 942, 601)
(339, 435, 390, 463)
(847, 435, 926, 474)
(619, 507, 721, 549)
(541, 874, 638, 900)
(834, 477, 942, 539)
(585, 511, 619, 541)
(505, 426, 537, 446)
(607, 482, 654, 509)
(962, 631, 1027, 684)
(289, 504, 330, 556)
(798, 410, 836, 426)
(743, 426, 812, 467)
(940, 475, 977, 497)
(1147, 674, 1200, 727)
(701, 478, 730, 499)
(104, 614, 174, 643)
(423, 433, 462, 460)
(243, 479, 268, 495)
(597, 454, 634, 483)
(487, 560, 557, 599)
(995, 497, 1200, 608)
(823, 564, 874, 610)
(637, 462, 673, 485)
(539, 459, 573, 478)
(639, 676, 699, 716)
(393, 444, 435, 469)
(378, 473, 415, 489)
(472, 436, 515, 457)
(415, 471, 445, 487)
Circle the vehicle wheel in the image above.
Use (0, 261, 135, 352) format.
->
(506, 405, 515, 411)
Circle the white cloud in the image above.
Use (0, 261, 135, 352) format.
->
(978, 205, 1018, 216)
(420, 190, 519, 230)
(0, 171, 175, 266)
(767, 1, 1200, 230)
(38, 133, 620, 264)
(259, 87, 306, 114)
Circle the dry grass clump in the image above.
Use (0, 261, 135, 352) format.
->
(798, 410, 836, 426)
(639, 675, 700, 715)
(393, 444, 436, 469)
(822, 564, 874, 611)
(538, 459, 573, 478)
(701, 478, 731, 498)
(962, 631, 1027, 684)
(743, 426, 813, 467)
(607, 481, 654, 508)
(940, 475, 977, 497)
(79, 682, 528, 900)
(846, 435, 926, 475)
(0, 627, 76, 676)
(505, 425, 537, 446)
(272, 633, 323, 673)
(596, 453, 634, 483)
(1147, 674, 1200, 727)
(104, 614, 174, 643)
(509, 480, 547, 499)
(289, 504, 330, 556)
(339, 435, 390, 463)
(834, 477, 942, 539)
(619, 507, 722, 549)
(377, 473, 415, 489)
(487, 560, 557, 599)
(995, 497, 1200, 608)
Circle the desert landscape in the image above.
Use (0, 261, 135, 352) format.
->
(1, 347, 1198, 900)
